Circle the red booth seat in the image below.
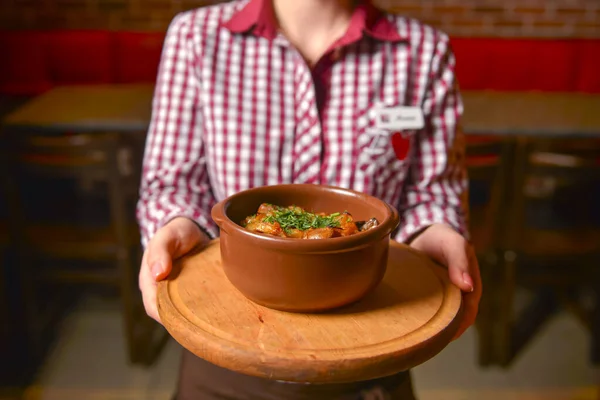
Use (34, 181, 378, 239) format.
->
(1, 31, 599, 95)
(452, 38, 600, 93)
(0, 30, 165, 96)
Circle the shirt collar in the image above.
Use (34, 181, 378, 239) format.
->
(221, 0, 405, 43)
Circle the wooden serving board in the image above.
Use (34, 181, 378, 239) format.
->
(157, 239, 463, 384)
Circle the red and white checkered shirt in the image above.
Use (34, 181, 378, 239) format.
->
(136, 0, 469, 247)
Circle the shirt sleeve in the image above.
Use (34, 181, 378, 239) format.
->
(394, 33, 470, 243)
(136, 12, 218, 247)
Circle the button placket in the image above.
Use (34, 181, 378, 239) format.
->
(291, 52, 323, 184)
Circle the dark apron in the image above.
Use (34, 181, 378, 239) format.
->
(175, 349, 416, 400)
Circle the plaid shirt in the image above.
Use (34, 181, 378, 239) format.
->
(137, 0, 469, 247)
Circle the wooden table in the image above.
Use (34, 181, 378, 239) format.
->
(0, 83, 154, 176)
(462, 91, 600, 138)
(1, 84, 154, 133)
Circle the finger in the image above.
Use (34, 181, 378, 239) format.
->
(140, 218, 208, 324)
(139, 250, 161, 324)
(444, 240, 475, 293)
(410, 225, 475, 293)
(146, 218, 206, 282)
(146, 225, 181, 281)
(140, 267, 161, 324)
(452, 248, 482, 340)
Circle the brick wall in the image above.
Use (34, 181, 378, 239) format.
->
(0, 0, 598, 37)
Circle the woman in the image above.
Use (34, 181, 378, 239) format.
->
(137, 0, 481, 398)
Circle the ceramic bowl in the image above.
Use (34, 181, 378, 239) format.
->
(211, 184, 399, 312)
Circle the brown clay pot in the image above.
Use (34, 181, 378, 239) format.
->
(211, 184, 400, 312)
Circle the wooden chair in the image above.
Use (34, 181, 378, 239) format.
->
(0, 132, 167, 366)
(492, 137, 600, 367)
(465, 134, 514, 366)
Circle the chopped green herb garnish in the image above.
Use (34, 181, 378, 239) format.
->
(263, 205, 341, 231)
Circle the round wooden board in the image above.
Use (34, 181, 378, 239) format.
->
(157, 239, 463, 384)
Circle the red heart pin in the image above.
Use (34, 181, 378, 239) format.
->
(391, 132, 410, 160)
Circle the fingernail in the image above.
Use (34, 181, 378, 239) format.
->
(462, 272, 474, 292)
(150, 261, 163, 278)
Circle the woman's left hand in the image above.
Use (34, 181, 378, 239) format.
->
(409, 223, 482, 340)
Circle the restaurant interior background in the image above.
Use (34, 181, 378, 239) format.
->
(0, 0, 599, 399)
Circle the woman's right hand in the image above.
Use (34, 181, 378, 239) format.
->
(139, 217, 210, 324)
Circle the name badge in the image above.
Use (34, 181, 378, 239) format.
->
(376, 106, 425, 131)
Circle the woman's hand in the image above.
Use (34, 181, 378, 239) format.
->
(409, 223, 482, 340)
(139, 217, 210, 324)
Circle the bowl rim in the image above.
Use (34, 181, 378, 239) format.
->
(211, 184, 400, 252)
